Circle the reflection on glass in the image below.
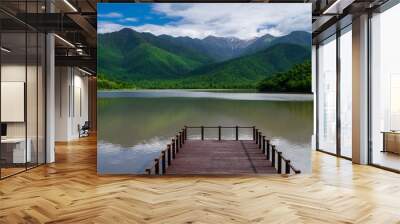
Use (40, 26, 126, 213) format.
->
(38, 33, 46, 165)
(0, 1, 46, 178)
(371, 3, 400, 171)
(340, 27, 352, 158)
(318, 35, 337, 154)
(98, 91, 313, 174)
(1, 32, 27, 177)
(27, 32, 38, 169)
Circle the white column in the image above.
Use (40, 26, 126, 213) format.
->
(55, 67, 73, 141)
(352, 14, 369, 164)
(46, 33, 55, 163)
(312, 45, 317, 150)
(45, 1, 55, 163)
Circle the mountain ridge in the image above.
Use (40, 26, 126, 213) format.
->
(98, 28, 311, 89)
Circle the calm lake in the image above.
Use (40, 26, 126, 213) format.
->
(97, 90, 314, 174)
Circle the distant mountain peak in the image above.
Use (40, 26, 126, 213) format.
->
(260, 33, 275, 38)
(99, 29, 311, 89)
(288, 30, 311, 35)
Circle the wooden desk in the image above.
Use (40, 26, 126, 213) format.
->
(1, 138, 31, 164)
(382, 131, 400, 154)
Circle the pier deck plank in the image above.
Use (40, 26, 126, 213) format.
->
(166, 140, 276, 174)
(2, 135, 400, 223)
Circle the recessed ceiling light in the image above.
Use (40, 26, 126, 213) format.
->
(322, 0, 354, 15)
(63, 0, 78, 12)
(1, 47, 11, 53)
(78, 67, 93, 76)
(54, 34, 75, 48)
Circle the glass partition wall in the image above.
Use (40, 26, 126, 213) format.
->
(0, 3, 46, 179)
(339, 26, 352, 158)
(317, 35, 337, 155)
(315, 1, 400, 171)
(316, 25, 353, 159)
(370, 3, 400, 171)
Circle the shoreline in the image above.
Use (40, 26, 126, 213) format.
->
(98, 89, 313, 101)
(98, 89, 313, 94)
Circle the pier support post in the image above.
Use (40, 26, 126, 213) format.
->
(266, 140, 271, 160)
(271, 145, 276, 167)
(155, 159, 160, 175)
(176, 135, 179, 152)
(179, 132, 183, 148)
(253, 126, 256, 140)
(277, 152, 282, 173)
(235, 126, 239, 141)
(161, 151, 166, 174)
(172, 139, 176, 158)
(218, 126, 221, 141)
(181, 129, 184, 144)
(262, 136, 266, 154)
(258, 132, 262, 149)
(201, 126, 204, 140)
(167, 144, 171, 165)
(255, 129, 259, 144)
(285, 160, 291, 174)
(184, 126, 187, 140)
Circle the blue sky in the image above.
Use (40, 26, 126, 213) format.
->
(98, 4, 177, 27)
(98, 3, 311, 39)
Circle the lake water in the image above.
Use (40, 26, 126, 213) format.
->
(97, 90, 314, 174)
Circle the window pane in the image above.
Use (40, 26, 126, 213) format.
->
(340, 27, 352, 158)
(1, 31, 27, 178)
(318, 35, 337, 154)
(371, 3, 400, 170)
(38, 33, 45, 165)
(27, 31, 38, 169)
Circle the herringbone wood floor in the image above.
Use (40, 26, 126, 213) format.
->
(1, 135, 400, 223)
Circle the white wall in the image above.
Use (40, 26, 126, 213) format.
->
(55, 67, 89, 141)
(1, 65, 37, 139)
(55, 66, 70, 141)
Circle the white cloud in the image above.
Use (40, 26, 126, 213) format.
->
(98, 21, 126, 33)
(120, 17, 138, 22)
(98, 12, 123, 18)
(124, 17, 138, 22)
(98, 3, 311, 39)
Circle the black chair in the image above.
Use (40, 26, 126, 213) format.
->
(78, 121, 90, 138)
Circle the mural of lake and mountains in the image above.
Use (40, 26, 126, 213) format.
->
(97, 3, 313, 174)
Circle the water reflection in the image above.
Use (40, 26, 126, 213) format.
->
(98, 90, 313, 174)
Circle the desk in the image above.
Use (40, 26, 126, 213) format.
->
(382, 131, 400, 154)
(1, 138, 31, 163)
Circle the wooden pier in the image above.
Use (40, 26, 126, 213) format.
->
(145, 126, 300, 175)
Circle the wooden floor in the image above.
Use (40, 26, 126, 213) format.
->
(1, 135, 400, 223)
(166, 140, 276, 174)
(373, 151, 400, 170)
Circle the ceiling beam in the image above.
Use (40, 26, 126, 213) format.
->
(55, 55, 96, 72)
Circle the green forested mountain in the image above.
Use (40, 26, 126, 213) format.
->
(241, 31, 311, 56)
(98, 28, 212, 81)
(177, 44, 311, 88)
(98, 28, 311, 89)
(257, 60, 311, 93)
